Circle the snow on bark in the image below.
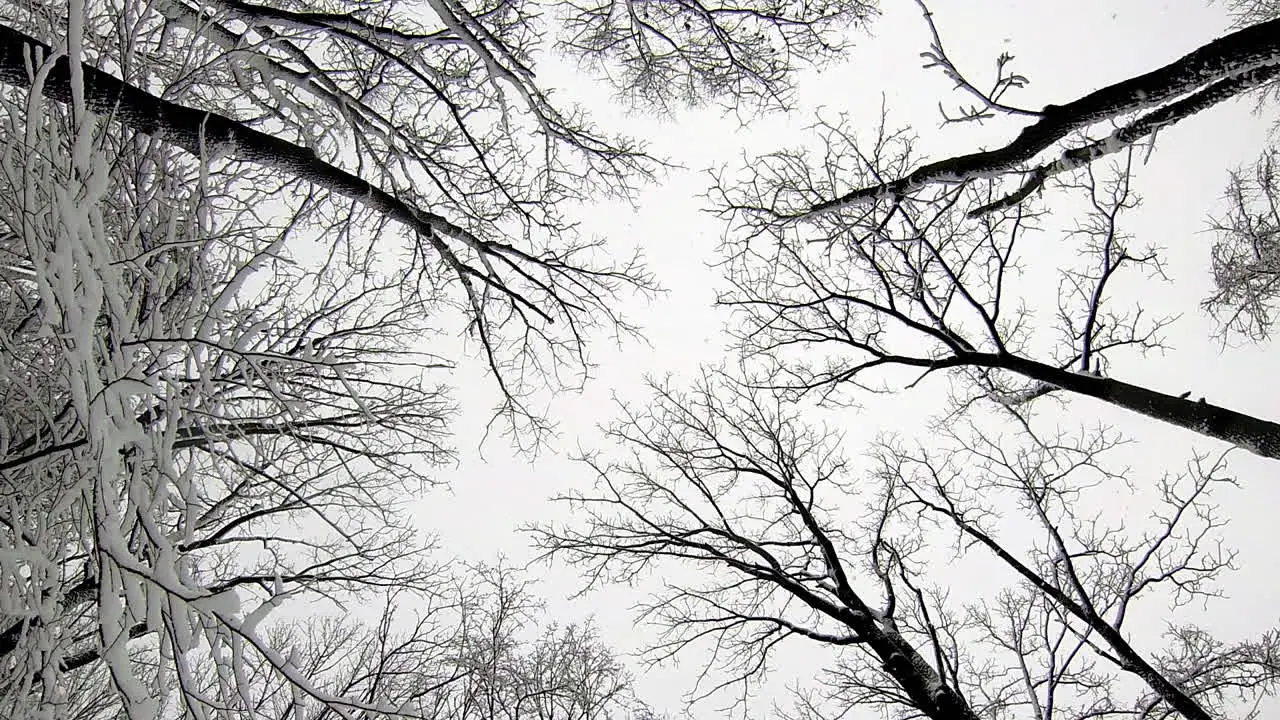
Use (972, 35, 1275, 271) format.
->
(0, 22, 481, 268)
(798, 16, 1280, 217)
(990, 380, 1056, 406)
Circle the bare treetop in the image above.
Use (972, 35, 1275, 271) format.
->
(0, 0, 873, 439)
(0, 0, 884, 716)
(535, 371, 1272, 720)
(559, 0, 877, 112)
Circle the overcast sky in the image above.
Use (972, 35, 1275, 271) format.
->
(412, 2, 1280, 717)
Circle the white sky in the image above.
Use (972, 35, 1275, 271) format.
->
(413, 1, 1280, 717)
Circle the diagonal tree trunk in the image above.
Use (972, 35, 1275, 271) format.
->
(946, 352, 1280, 460)
(0, 22, 479, 270)
(801, 16, 1280, 215)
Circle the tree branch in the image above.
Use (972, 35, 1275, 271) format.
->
(0, 22, 480, 257)
(961, 352, 1280, 460)
(800, 16, 1280, 215)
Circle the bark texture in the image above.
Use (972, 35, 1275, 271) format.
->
(956, 353, 1280, 460)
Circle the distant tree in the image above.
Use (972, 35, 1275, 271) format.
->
(180, 565, 648, 720)
(8, 563, 648, 720)
(1204, 148, 1280, 340)
(534, 371, 1278, 720)
(1197, 1, 1280, 342)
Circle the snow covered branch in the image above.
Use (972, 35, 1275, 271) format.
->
(798, 15, 1280, 217)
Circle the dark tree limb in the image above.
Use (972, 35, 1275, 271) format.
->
(800, 16, 1280, 215)
(970, 62, 1280, 217)
(60, 623, 151, 674)
(0, 20, 633, 437)
(936, 352, 1280, 460)
(202, 0, 460, 45)
(0, 410, 421, 473)
(0, 22, 501, 313)
(0, 37, 543, 403)
(910, 492, 1214, 720)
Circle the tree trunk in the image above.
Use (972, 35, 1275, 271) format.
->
(985, 353, 1280, 460)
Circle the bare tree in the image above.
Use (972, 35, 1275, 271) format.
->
(533, 370, 1278, 720)
(0, 8, 651, 439)
(1205, 148, 1280, 341)
(1195, 2, 1280, 343)
(421, 565, 646, 720)
(171, 565, 649, 720)
(0, 100, 453, 717)
(0, 0, 880, 715)
(712, 111, 1280, 459)
(531, 5, 1280, 719)
(560, 0, 876, 113)
(0, 0, 875, 433)
(536, 372, 982, 720)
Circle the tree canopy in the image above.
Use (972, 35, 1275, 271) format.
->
(1, 1, 1278, 720)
